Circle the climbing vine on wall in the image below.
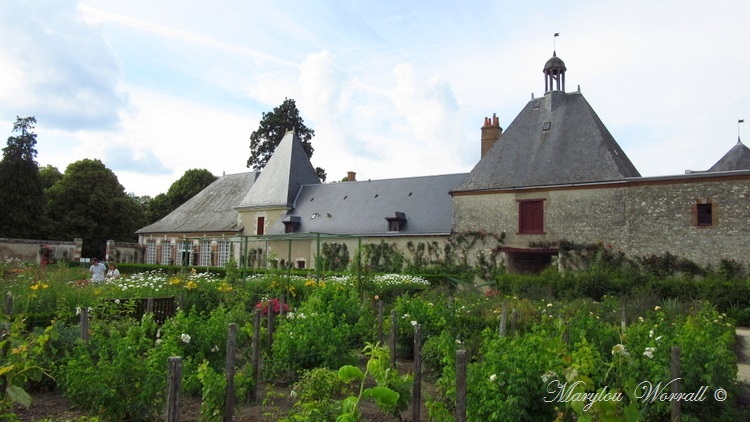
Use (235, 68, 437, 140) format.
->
(361, 240, 404, 273)
(320, 242, 350, 272)
(403, 230, 506, 281)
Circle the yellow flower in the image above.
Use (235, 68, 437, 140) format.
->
(30, 284, 40, 291)
(41, 283, 49, 289)
(304, 279, 316, 287)
(288, 286, 296, 297)
(169, 277, 182, 285)
(216, 282, 233, 292)
(185, 281, 198, 290)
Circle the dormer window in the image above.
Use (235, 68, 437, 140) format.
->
(282, 216, 301, 233)
(385, 212, 407, 232)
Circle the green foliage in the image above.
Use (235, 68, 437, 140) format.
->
(0, 116, 44, 238)
(335, 343, 412, 421)
(283, 367, 348, 420)
(167, 168, 217, 207)
(321, 242, 350, 272)
(247, 97, 326, 180)
(0, 318, 56, 414)
(264, 285, 366, 379)
(196, 360, 226, 422)
(56, 313, 165, 420)
(45, 158, 145, 256)
(361, 240, 404, 273)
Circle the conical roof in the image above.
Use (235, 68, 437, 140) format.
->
(708, 139, 750, 172)
(236, 130, 320, 209)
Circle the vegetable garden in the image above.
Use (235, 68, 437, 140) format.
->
(1, 248, 748, 421)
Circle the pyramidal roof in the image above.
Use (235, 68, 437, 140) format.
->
(237, 130, 320, 209)
(456, 52, 641, 193)
(708, 139, 750, 172)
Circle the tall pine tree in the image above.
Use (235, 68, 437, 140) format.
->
(247, 98, 326, 181)
(0, 117, 44, 238)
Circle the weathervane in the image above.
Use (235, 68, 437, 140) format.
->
(554, 33, 559, 51)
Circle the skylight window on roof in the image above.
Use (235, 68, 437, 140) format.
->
(542, 121, 551, 131)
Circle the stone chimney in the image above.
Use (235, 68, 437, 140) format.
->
(481, 113, 502, 158)
(346, 171, 357, 181)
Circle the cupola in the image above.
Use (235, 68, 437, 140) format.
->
(543, 51, 567, 93)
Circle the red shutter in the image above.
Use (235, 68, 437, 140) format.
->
(257, 216, 265, 235)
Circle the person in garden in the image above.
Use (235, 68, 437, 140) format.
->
(89, 257, 106, 282)
(106, 261, 120, 280)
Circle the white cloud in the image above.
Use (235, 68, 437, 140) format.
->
(0, 0, 128, 130)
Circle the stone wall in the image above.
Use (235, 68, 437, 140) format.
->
(453, 173, 750, 269)
(0, 238, 81, 264)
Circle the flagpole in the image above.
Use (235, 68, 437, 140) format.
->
(554, 33, 559, 51)
(739, 119, 745, 142)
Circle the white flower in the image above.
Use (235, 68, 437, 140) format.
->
(211, 345, 219, 352)
(411, 320, 418, 327)
(541, 371, 557, 383)
(455, 339, 463, 344)
(181, 333, 191, 344)
(638, 316, 644, 322)
(612, 344, 629, 357)
(114, 299, 120, 304)
(654, 306, 661, 311)
(546, 303, 553, 307)
(643, 347, 656, 359)
(655, 335, 663, 342)
(155, 338, 162, 345)
(649, 329, 654, 338)
(75, 306, 81, 315)
(489, 374, 497, 382)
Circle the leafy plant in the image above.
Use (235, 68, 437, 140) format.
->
(336, 343, 412, 421)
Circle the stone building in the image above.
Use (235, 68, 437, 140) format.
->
(135, 51, 750, 273)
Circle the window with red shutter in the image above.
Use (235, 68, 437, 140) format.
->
(257, 216, 265, 235)
(518, 200, 544, 234)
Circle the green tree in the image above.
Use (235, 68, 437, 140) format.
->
(45, 159, 145, 258)
(140, 169, 217, 225)
(166, 168, 217, 207)
(143, 193, 171, 225)
(39, 165, 63, 190)
(247, 98, 326, 181)
(0, 116, 44, 238)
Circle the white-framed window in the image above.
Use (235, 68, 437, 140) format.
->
(161, 241, 172, 265)
(146, 240, 157, 265)
(217, 241, 230, 267)
(199, 240, 212, 266)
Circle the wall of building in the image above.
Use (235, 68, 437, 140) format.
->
(453, 175, 750, 268)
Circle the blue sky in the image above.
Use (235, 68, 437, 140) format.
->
(1, 0, 749, 197)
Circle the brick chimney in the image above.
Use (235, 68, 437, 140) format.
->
(346, 171, 357, 181)
(481, 113, 502, 158)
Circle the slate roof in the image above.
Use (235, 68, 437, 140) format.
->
(136, 171, 259, 234)
(708, 139, 750, 172)
(266, 173, 467, 236)
(455, 90, 641, 192)
(236, 130, 320, 209)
